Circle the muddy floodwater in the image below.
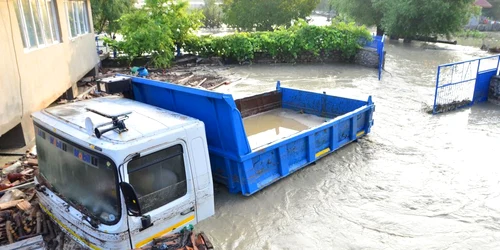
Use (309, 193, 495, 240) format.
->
(196, 41, 500, 249)
(243, 108, 327, 150)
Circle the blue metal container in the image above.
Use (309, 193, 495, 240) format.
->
(130, 77, 375, 196)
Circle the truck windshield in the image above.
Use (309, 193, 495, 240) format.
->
(35, 125, 120, 225)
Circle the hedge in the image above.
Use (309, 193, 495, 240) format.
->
(183, 21, 372, 63)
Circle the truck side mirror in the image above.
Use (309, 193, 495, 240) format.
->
(119, 182, 142, 217)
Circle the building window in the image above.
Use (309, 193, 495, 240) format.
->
(128, 145, 188, 214)
(65, 0, 90, 37)
(15, 0, 60, 49)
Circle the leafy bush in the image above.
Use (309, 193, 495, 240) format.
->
(184, 20, 371, 63)
(107, 0, 203, 68)
(454, 29, 487, 39)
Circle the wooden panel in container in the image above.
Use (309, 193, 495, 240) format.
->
(236, 91, 282, 118)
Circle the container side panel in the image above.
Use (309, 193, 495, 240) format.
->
(281, 88, 366, 118)
(356, 113, 366, 131)
(209, 155, 229, 186)
(324, 95, 367, 117)
(314, 128, 330, 153)
(130, 77, 252, 158)
(286, 138, 308, 172)
(249, 152, 280, 191)
(337, 119, 351, 143)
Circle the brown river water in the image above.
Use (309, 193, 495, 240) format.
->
(243, 108, 327, 150)
(196, 40, 500, 249)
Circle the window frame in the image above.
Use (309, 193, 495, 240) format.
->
(15, 0, 61, 50)
(126, 142, 191, 215)
(65, 0, 90, 38)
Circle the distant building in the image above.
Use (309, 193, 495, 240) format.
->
(475, 0, 493, 8)
(468, 0, 494, 27)
(0, 0, 98, 149)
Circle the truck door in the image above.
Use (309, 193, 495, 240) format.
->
(126, 142, 197, 249)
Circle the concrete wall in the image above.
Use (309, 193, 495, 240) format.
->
(0, 0, 98, 147)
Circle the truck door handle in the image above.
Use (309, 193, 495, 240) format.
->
(180, 206, 195, 216)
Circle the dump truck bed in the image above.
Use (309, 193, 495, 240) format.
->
(128, 76, 375, 196)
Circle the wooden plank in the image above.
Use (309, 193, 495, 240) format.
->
(207, 81, 227, 90)
(196, 78, 207, 87)
(26, 159, 38, 166)
(1, 181, 35, 193)
(235, 90, 282, 118)
(1, 234, 46, 250)
(20, 169, 34, 175)
(178, 74, 194, 85)
(16, 200, 32, 211)
(0, 199, 24, 210)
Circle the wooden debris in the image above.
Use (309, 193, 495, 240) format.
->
(137, 230, 212, 250)
(196, 78, 207, 87)
(178, 74, 194, 85)
(207, 81, 229, 90)
(20, 169, 34, 175)
(0, 151, 43, 246)
(199, 232, 213, 249)
(76, 85, 97, 100)
(7, 173, 24, 183)
(0, 199, 24, 210)
(26, 159, 38, 166)
(16, 200, 31, 211)
(1, 162, 21, 170)
(6, 221, 14, 244)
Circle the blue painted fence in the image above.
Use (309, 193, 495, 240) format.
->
(432, 55, 500, 114)
(364, 35, 385, 80)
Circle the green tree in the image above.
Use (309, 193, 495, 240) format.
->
(202, 0, 223, 28)
(222, 0, 320, 31)
(482, 0, 500, 20)
(315, 0, 330, 11)
(90, 0, 135, 35)
(331, 0, 476, 38)
(331, 0, 383, 35)
(111, 0, 204, 68)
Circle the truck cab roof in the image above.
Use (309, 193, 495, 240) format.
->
(32, 96, 199, 145)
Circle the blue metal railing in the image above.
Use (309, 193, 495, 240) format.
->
(376, 35, 385, 80)
(432, 55, 500, 114)
(363, 35, 385, 80)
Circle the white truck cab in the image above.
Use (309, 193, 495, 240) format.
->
(32, 96, 215, 249)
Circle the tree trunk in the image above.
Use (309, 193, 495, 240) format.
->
(376, 25, 384, 36)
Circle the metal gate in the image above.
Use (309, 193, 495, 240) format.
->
(365, 35, 385, 80)
(432, 55, 500, 114)
(377, 35, 385, 81)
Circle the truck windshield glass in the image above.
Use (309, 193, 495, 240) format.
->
(35, 125, 119, 224)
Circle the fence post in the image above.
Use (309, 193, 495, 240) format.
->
(472, 58, 483, 104)
(432, 66, 441, 114)
(496, 55, 500, 75)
